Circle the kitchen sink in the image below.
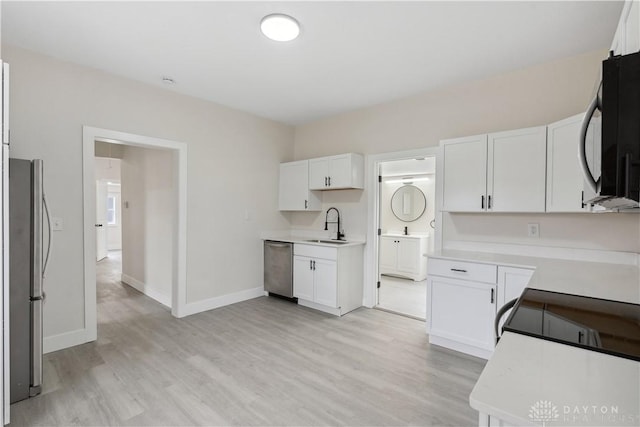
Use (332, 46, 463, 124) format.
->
(304, 239, 350, 245)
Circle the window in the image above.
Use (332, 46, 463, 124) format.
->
(107, 195, 117, 225)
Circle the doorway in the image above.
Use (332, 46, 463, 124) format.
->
(82, 127, 188, 344)
(377, 157, 435, 319)
(95, 154, 122, 264)
(364, 147, 442, 319)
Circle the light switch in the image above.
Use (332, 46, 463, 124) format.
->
(52, 217, 63, 231)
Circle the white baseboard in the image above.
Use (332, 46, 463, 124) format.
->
(43, 328, 91, 354)
(179, 286, 265, 318)
(121, 274, 171, 308)
(444, 240, 639, 266)
(429, 334, 493, 360)
(297, 298, 341, 316)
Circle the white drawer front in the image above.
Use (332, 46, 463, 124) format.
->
(294, 244, 338, 261)
(428, 258, 497, 284)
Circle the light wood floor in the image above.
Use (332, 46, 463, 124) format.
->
(10, 253, 486, 426)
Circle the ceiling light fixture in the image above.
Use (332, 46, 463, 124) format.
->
(261, 14, 300, 42)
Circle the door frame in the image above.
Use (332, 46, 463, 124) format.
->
(82, 126, 188, 343)
(364, 147, 442, 308)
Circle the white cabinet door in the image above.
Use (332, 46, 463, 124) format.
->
(441, 135, 488, 212)
(279, 161, 321, 211)
(313, 258, 338, 308)
(379, 236, 397, 271)
(328, 154, 351, 188)
(308, 154, 364, 190)
(497, 266, 534, 332)
(429, 276, 496, 351)
(617, 0, 640, 55)
(396, 237, 420, 275)
(488, 126, 547, 212)
(293, 256, 314, 301)
(308, 158, 329, 190)
(546, 114, 590, 213)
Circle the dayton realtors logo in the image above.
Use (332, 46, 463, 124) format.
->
(529, 400, 560, 426)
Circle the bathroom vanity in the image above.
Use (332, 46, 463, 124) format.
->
(379, 234, 429, 281)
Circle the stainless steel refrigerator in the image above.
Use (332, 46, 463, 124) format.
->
(9, 158, 50, 403)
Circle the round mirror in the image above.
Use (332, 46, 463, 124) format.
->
(391, 185, 426, 222)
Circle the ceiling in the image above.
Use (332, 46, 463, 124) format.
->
(2, 1, 623, 125)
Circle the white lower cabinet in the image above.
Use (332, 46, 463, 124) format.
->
(427, 257, 535, 359)
(379, 235, 429, 281)
(293, 243, 363, 316)
(428, 275, 497, 358)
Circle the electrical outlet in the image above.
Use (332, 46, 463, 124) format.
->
(527, 223, 540, 238)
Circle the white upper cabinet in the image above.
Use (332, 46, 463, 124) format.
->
(441, 135, 488, 212)
(612, 1, 640, 55)
(441, 127, 546, 213)
(278, 160, 321, 211)
(309, 153, 364, 190)
(546, 114, 591, 213)
(487, 126, 547, 213)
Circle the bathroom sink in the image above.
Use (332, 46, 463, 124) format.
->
(304, 239, 350, 245)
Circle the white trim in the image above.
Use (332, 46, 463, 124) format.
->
(443, 240, 640, 266)
(179, 287, 265, 318)
(429, 335, 493, 360)
(82, 126, 188, 352)
(43, 328, 90, 354)
(364, 147, 441, 308)
(297, 298, 341, 316)
(121, 274, 171, 308)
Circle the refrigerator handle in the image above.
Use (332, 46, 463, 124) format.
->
(43, 193, 52, 277)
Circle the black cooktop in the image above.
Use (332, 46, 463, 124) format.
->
(503, 288, 640, 361)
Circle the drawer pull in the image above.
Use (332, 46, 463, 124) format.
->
(490, 288, 495, 304)
(450, 268, 467, 273)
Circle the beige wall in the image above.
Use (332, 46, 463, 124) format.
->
(4, 45, 294, 340)
(291, 49, 640, 254)
(121, 146, 173, 304)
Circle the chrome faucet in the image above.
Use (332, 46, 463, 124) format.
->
(324, 207, 345, 241)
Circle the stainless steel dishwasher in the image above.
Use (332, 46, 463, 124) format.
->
(264, 240, 295, 299)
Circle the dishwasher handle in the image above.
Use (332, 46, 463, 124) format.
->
(265, 241, 291, 248)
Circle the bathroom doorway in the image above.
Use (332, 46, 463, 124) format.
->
(375, 156, 436, 319)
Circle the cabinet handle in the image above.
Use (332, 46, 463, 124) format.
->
(313, 260, 316, 270)
(481, 195, 485, 210)
(328, 176, 331, 187)
(581, 191, 586, 209)
(324, 177, 328, 186)
(578, 331, 584, 343)
(305, 199, 308, 209)
(450, 268, 467, 273)
(490, 288, 495, 304)
(488, 195, 492, 209)
(310, 260, 313, 270)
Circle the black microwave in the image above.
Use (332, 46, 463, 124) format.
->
(580, 51, 640, 210)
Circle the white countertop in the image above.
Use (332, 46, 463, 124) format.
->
(429, 249, 640, 304)
(262, 233, 365, 248)
(470, 332, 640, 426)
(427, 250, 640, 425)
